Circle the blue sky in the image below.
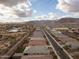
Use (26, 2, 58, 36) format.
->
(30, 0, 69, 17)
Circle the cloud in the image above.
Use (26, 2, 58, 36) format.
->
(33, 12, 60, 20)
(48, 13, 60, 20)
(34, 15, 48, 20)
(0, 0, 32, 18)
(13, 2, 32, 17)
(0, 0, 24, 7)
(0, 17, 31, 23)
(33, 10, 37, 14)
(57, 0, 79, 13)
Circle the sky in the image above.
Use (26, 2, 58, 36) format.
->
(31, 0, 68, 16)
(0, 0, 79, 22)
(30, 0, 79, 20)
(31, 0, 58, 15)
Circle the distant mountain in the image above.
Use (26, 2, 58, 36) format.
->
(49, 17, 79, 28)
(2, 18, 77, 28)
(56, 18, 79, 24)
(30, 18, 79, 28)
(31, 20, 56, 26)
